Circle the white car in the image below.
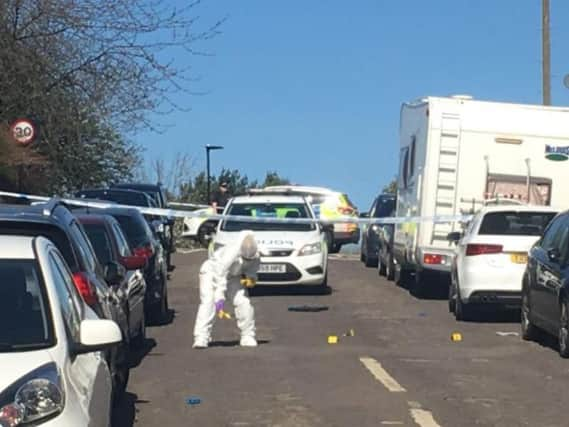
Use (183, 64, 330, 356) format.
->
(0, 235, 121, 427)
(448, 205, 559, 321)
(212, 194, 329, 287)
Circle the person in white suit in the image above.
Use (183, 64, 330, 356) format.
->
(193, 230, 260, 348)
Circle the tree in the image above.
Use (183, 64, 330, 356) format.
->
(0, 0, 221, 193)
(262, 171, 290, 187)
(382, 178, 397, 194)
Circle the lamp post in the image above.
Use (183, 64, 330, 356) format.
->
(205, 144, 224, 205)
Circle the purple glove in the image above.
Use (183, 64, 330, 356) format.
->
(215, 300, 224, 312)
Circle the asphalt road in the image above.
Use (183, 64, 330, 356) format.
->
(113, 251, 569, 427)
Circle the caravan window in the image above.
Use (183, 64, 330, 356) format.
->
(409, 136, 416, 178)
(400, 147, 409, 189)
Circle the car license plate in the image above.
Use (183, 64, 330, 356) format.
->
(510, 253, 528, 264)
(259, 264, 286, 273)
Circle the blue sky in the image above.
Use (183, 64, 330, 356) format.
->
(137, 0, 569, 210)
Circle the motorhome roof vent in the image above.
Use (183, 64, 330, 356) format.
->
(450, 94, 473, 100)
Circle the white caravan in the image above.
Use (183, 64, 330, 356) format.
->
(394, 95, 569, 289)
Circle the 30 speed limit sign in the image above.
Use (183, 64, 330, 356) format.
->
(10, 119, 36, 145)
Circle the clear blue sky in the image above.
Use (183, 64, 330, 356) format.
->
(136, 0, 569, 210)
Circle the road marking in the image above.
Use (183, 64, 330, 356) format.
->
(359, 357, 406, 392)
(409, 408, 441, 427)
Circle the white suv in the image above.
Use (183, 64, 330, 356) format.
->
(448, 205, 559, 321)
(0, 236, 121, 426)
(213, 194, 329, 288)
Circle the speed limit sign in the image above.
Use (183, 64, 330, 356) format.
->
(10, 118, 36, 145)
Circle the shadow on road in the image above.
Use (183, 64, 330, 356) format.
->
(250, 285, 332, 297)
(128, 338, 157, 369)
(461, 309, 521, 324)
(112, 392, 151, 427)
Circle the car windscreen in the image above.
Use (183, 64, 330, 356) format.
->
(0, 260, 54, 351)
(221, 202, 315, 232)
(478, 211, 557, 236)
(82, 224, 114, 266)
(374, 198, 396, 218)
(112, 214, 151, 248)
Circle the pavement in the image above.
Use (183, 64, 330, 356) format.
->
(112, 251, 569, 427)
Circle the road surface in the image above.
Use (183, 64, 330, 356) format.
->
(113, 251, 569, 427)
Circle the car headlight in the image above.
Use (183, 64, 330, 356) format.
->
(0, 363, 64, 426)
(299, 242, 322, 256)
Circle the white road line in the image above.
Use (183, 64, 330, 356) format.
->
(359, 357, 406, 393)
(409, 408, 442, 427)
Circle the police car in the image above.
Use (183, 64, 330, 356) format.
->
(212, 193, 329, 288)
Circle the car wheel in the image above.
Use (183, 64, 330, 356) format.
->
(150, 275, 169, 325)
(330, 243, 342, 254)
(319, 274, 330, 294)
(448, 281, 456, 313)
(378, 255, 387, 276)
(559, 299, 569, 358)
(132, 310, 146, 348)
(386, 253, 395, 281)
(360, 251, 365, 263)
(521, 291, 540, 341)
(324, 231, 334, 253)
(454, 286, 472, 321)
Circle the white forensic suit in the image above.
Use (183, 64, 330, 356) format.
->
(193, 231, 260, 348)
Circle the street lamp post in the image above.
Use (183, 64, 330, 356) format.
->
(205, 144, 224, 205)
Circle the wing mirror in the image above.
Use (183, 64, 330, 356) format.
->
(548, 248, 561, 263)
(73, 319, 122, 355)
(104, 261, 126, 285)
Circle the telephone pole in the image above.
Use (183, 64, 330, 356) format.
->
(542, 0, 551, 105)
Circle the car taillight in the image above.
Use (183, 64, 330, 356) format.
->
(133, 244, 154, 259)
(72, 272, 98, 307)
(466, 244, 503, 256)
(424, 253, 443, 265)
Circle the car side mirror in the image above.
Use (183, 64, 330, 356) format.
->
(319, 222, 334, 233)
(548, 248, 561, 263)
(359, 212, 369, 218)
(447, 231, 462, 244)
(73, 319, 122, 355)
(104, 261, 126, 285)
(121, 255, 147, 271)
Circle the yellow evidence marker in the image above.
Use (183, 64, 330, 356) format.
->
(327, 335, 339, 344)
(218, 309, 232, 320)
(240, 276, 256, 288)
(451, 332, 462, 342)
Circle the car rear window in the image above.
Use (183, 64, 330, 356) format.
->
(82, 224, 114, 266)
(221, 202, 315, 232)
(478, 211, 557, 236)
(112, 214, 151, 248)
(0, 223, 78, 271)
(78, 190, 150, 207)
(374, 198, 396, 218)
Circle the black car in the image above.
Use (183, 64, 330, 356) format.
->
(77, 213, 147, 347)
(111, 183, 176, 269)
(0, 199, 130, 399)
(522, 210, 569, 357)
(76, 188, 156, 208)
(378, 200, 398, 281)
(360, 193, 396, 268)
(94, 207, 169, 325)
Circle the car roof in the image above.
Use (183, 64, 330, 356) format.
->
(0, 235, 36, 259)
(0, 203, 69, 226)
(478, 204, 561, 214)
(263, 185, 341, 195)
(113, 183, 163, 192)
(230, 195, 308, 204)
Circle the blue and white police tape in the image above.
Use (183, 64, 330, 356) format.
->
(0, 191, 473, 225)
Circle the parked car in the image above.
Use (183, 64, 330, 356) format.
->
(378, 198, 398, 281)
(111, 183, 176, 269)
(360, 193, 396, 267)
(213, 193, 329, 289)
(0, 200, 131, 400)
(522, 209, 569, 357)
(98, 208, 169, 324)
(254, 186, 360, 253)
(449, 205, 558, 321)
(0, 235, 121, 426)
(77, 213, 147, 347)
